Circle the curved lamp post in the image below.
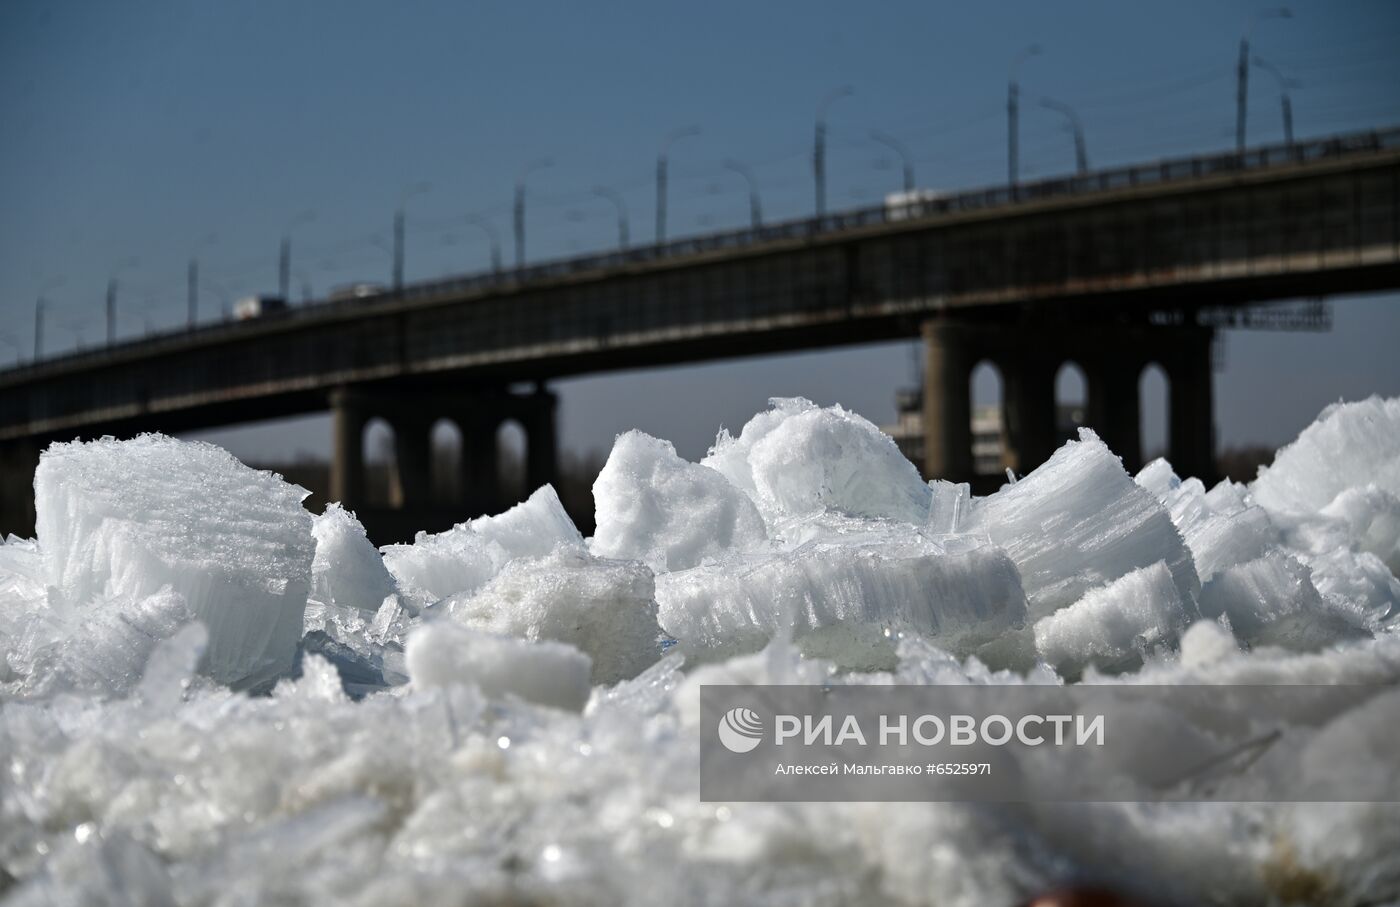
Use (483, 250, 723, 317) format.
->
(1253, 55, 1299, 147)
(1040, 97, 1089, 174)
(657, 127, 700, 244)
(869, 130, 915, 193)
(466, 215, 504, 274)
(1008, 44, 1041, 188)
(35, 276, 65, 360)
(280, 211, 316, 301)
(514, 160, 553, 270)
(394, 183, 431, 291)
(722, 160, 763, 228)
(593, 186, 630, 250)
(1236, 8, 1292, 152)
(187, 233, 217, 328)
(814, 87, 853, 218)
(105, 257, 140, 345)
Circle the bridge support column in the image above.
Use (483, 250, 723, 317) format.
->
(461, 413, 502, 517)
(919, 316, 1217, 487)
(525, 386, 559, 493)
(1003, 355, 1057, 475)
(330, 389, 367, 512)
(1166, 328, 1216, 484)
(0, 441, 41, 539)
(327, 382, 562, 540)
(921, 321, 973, 482)
(1091, 353, 1143, 471)
(392, 413, 433, 508)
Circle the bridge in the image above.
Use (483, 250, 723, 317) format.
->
(3, 127, 1399, 540)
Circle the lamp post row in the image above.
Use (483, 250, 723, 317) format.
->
(24, 17, 1299, 362)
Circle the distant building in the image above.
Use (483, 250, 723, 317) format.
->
(970, 404, 1005, 475)
(882, 387, 1087, 477)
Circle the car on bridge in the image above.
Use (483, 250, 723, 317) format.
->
(327, 283, 386, 302)
(884, 188, 949, 221)
(232, 295, 289, 320)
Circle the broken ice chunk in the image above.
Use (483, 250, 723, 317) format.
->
(468, 483, 585, 559)
(701, 397, 933, 525)
(440, 548, 663, 684)
(1136, 459, 1279, 584)
(406, 621, 592, 711)
(136, 621, 208, 712)
(1316, 485, 1400, 577)
(381, 484, 584, 602)
(310, 504, 397, 612)
(380, 524, 496, 604)
(1033, 561, 1194, 675)
(591, 430, 768, 572)
(1297, 547, 1400, 627)
(368, 592, 417, 646)
(10, 586, 195, 699)
(926, 480, 973, 535)
(1198, 552, 1372, 650)
(967, 429, 1199, 620)
(34, 434, 315, 689)
(1252, 395, 1400, 517)
(655, 536, 1029, 669)
(701, 396, 819, 501)
(0, 535, 48, 674)
(277, 652, 348, 703)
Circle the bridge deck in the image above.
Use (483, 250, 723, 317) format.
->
(2, 127, 1398, 443)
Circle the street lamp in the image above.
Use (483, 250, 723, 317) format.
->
(394, 182, 431, 291)
(513, 159, 553, 271)
(466, 215, 504, 274)
(187, 232, 217, 328)
(105, 257, 140, 345)
(366, 234, 395, 287)
(869, 130, 915, 193)
(1008, 45, 1041, 189)
(814, 87, 853, 218)
(35, 276, 64, 360)
(280, 211, 316, 301)
(1253, 55, 1299, 147)
(293, 270, 314, 303)
(1040, 97, 1089, 174)
(1237, 8, 1292, 152)
(657, 127, 700, 244)
(593, 186, 630, 250)
(722, 160, 763, 228)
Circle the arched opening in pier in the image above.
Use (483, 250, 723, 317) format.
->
(1054, 360, 1089, 445)
(362, 418, 399, 508)
(970, 360, 1006, 476)
(1140, 363, 1170, 463)
(430, 418, 463, 504)
(497, 419, 528, 508)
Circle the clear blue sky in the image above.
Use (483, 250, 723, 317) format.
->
(2, 0, 1397, 464)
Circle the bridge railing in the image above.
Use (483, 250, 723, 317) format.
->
(5, 125, 1398, 380)
(396, 126, 1398, 302)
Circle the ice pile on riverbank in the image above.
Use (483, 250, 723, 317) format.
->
(2, 395, 1399, 906)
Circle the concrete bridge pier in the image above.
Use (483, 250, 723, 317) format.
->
(921, 317, 1216, 488)
(329, 384, 559, 542)
(523, 384, 559, 494)
(330, 388, 369, 508)
(0, 441, 41, 539)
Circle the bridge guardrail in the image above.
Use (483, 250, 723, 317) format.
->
(5, 126, 1398, 379)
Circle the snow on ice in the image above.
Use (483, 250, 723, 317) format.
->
(2, 395, 1400, 905)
